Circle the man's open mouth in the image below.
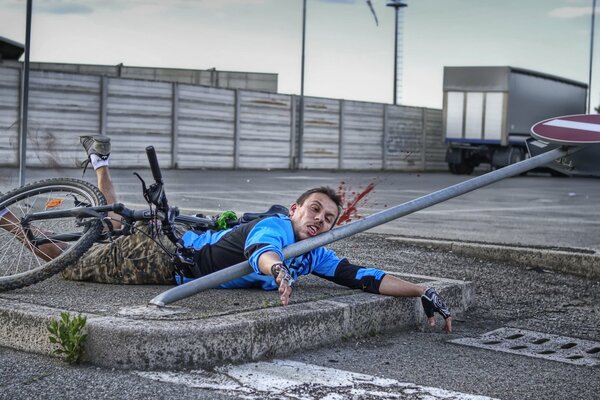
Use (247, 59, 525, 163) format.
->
(307, 225, 318, 236)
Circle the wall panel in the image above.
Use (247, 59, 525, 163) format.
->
(0, 67, 20, 165)
(238, 91, 292, 169)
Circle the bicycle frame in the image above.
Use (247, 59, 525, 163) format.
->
(21, 202, 213, 247)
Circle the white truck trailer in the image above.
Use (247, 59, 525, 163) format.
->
(443, 66, 587, 174)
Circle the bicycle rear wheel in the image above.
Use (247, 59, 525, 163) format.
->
(0, 178, 106, 291)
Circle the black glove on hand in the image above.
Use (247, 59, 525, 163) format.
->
(421, 288, 451, 319)
(271, 263, 294, 286)
(271, 262, 293, 306)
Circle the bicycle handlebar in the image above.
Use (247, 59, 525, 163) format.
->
(144, 145, 182, 243)
(146, 146, 163, 184)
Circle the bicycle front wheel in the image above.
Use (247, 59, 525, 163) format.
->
(0, 178, 106, 291)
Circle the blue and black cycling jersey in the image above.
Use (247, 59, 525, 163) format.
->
(179, 214, 385, 293)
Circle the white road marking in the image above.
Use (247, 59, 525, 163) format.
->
(543, 119, 600, 132)
(135, 360, 498, 399)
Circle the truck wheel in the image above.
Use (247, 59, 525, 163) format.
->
(509, 147, 524, 164)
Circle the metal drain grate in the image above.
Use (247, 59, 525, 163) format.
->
(450, 328, 600, 367)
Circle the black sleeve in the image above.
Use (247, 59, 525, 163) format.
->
(312, 258, 385, 294)
(243, 243, 269, 260)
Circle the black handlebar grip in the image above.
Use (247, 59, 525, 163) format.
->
(146, 146, 163, 184)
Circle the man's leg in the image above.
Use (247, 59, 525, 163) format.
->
(61, 222, 176, 284)
(81, 135, 121, 230)
(62, 135, 176, 285)
(95, 166, 121, 230)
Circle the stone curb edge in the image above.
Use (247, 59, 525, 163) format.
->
(387, 237, 600, 281)
(0, 275, 473, 371)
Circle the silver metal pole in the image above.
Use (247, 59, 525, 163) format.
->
(19, 0, 33, 186)
(588, 0, 597, 113)
(297, 0, 307, 169)
(393, 7, 398, 105)
(387, 1, 407, 105)
(149, 145, 581, 306)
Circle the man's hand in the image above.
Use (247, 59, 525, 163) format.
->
(421, 288, 452, 333)
(272, 263, 293, 305)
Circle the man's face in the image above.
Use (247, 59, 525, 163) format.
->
(289, 192, 339, 240)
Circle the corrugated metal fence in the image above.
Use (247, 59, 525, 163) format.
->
(0, 65, 445, 171)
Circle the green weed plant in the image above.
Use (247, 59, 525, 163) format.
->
(47, 312, 87, 364)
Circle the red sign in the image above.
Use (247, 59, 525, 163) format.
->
(531, 114, 600, 144)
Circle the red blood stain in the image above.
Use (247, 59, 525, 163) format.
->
(336, 179, 377, 225)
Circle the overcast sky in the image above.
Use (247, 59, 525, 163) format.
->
(1, 0, 598, 109)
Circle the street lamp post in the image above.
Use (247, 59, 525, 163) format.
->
(297, 0, 307, 169)
(588, 0, 597, 113)
(387, 0, 407, 105)
(19, 0, 33, 185)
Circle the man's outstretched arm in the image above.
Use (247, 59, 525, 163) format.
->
(378, 275, 425, 297)
(313, 257, 453, 333)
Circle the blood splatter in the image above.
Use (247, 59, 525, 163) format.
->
(336, 178, 378, 225)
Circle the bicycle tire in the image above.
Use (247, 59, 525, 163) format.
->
(0, 178, 106, 291)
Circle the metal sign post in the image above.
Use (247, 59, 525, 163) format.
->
(18, 0, 33, 186)
(150, 114, 600, 307)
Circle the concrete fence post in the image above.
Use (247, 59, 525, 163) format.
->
(290, 95, 297, 169)
(100, 77, 108, 135)
(383, 105, 389, 171)
(171, 82, 179, 169)
(298, 95, 305, 169)
(338, 99, 345, 170)
(421, 108, 427, 170)
(16, 66, 22, 167)
(233, 89, 241, 170)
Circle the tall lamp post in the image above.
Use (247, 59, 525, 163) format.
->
(19, 0, 33, 185)
(387, 0, 407, 105)
(588, 0, 597, 113)
(297, 0, 307, 169)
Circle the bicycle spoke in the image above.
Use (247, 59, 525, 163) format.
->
(14, 234, 27, 275)
(0, 222, 26, 275)
(0, 222, 37, 275)
(0, 232, 20, 274)
(14, 195, 29, 219)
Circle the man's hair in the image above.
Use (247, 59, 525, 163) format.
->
(295, 186, 343, 221)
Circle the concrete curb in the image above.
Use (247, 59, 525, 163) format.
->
(387, 237, 600, 281)
(0, 274, 472, 370)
